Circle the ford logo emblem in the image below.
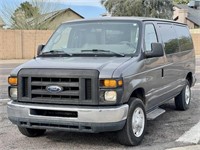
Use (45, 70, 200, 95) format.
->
(46, 85, 63, 93)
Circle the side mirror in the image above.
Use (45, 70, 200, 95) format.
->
(37, 44, 45, 56)
(145, 43, 164, 58)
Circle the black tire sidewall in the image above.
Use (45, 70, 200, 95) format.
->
(175, 80, 191, 110)
(126, 98, 147, 145)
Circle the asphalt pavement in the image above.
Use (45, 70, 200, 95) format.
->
(0, 58, 200, 150)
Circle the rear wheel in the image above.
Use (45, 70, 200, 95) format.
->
(175, 80, 191, 110)
(18, 126, 46, 137)
(117, 98, 146, 146)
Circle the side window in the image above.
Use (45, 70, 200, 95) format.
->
(158, 24, 179, 54)
(144, 24, 158, 52)
(174, 25, 193, 51)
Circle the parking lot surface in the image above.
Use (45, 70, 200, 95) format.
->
(0, 58, 200, 150)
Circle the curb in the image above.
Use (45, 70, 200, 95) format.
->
(166, 145, 200, 150)
(0, 59, 29, 64)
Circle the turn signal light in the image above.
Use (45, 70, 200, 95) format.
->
(8, 77, 18, 85)
(118, 80, 123, 86)
(102, 79, 123, 88)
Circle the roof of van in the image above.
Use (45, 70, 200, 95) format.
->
(63, 17, 187, 26)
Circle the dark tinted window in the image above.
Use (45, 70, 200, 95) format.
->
(158, 24, 179, 54)
(174, 25, 193, 51)
(144, 24, 158, 52)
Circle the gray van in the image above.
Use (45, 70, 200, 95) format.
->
(7, 17, 196, 146)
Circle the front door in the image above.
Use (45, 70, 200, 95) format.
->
(143, 23, 166, 110)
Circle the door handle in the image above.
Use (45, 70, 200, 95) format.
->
(162, 68, 164, 77)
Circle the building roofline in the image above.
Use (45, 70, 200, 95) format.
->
(173, 4, 200, 26)
(28, 8, 84, 25)
(186, 17, 200, 26)
(66, 8, 84, 19)
(46, 8, 84, 21)
(174, 4, 183, 9)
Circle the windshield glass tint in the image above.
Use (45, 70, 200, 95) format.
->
(42, 21, 140, 55)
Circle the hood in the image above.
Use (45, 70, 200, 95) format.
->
(11, 57, 132, 78)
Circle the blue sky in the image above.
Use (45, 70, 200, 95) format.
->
(0, 0, 107, 25)
(45, 0, 107, 18)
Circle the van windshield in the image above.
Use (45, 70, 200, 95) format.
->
(42, 21, 140, 57)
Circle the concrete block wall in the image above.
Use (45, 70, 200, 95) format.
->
(0, 30, 53, 59)
(190, 29, 200, 55)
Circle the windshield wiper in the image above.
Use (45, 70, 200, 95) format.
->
(81, 49, 125, 57)
(40, 50, 72, 56)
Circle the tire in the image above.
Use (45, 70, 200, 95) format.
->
(117, 98, 146, 146)
(18, 126, 46, 137)
(175, 80, 191, 111)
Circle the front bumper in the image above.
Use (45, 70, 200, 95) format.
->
(7, 101, 128, 133)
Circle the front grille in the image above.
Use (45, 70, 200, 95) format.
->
(31, 77, 80, 100)
(18, 69, 99, 105)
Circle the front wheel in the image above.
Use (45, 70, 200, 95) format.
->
(117, 98, 146, 146)
(18, 126, 46, 137)
(175, 80, 191, 110)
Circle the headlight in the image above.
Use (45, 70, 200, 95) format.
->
(9, 87, 18, 99)
(104, 91, 117, 102)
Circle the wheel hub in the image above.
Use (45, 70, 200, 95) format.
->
(132, 107, 145, 137)
(185, 85, 191, 105)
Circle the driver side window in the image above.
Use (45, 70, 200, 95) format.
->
(144, 24, 158, 52)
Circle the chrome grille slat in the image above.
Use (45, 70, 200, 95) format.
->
(31, 81, 79, 87)
(30, 98, 80, 105)
(30, 77, 80, 100)
(31, 89, 79, 96)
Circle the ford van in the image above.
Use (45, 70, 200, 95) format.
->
(7, 17, 196, 146)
